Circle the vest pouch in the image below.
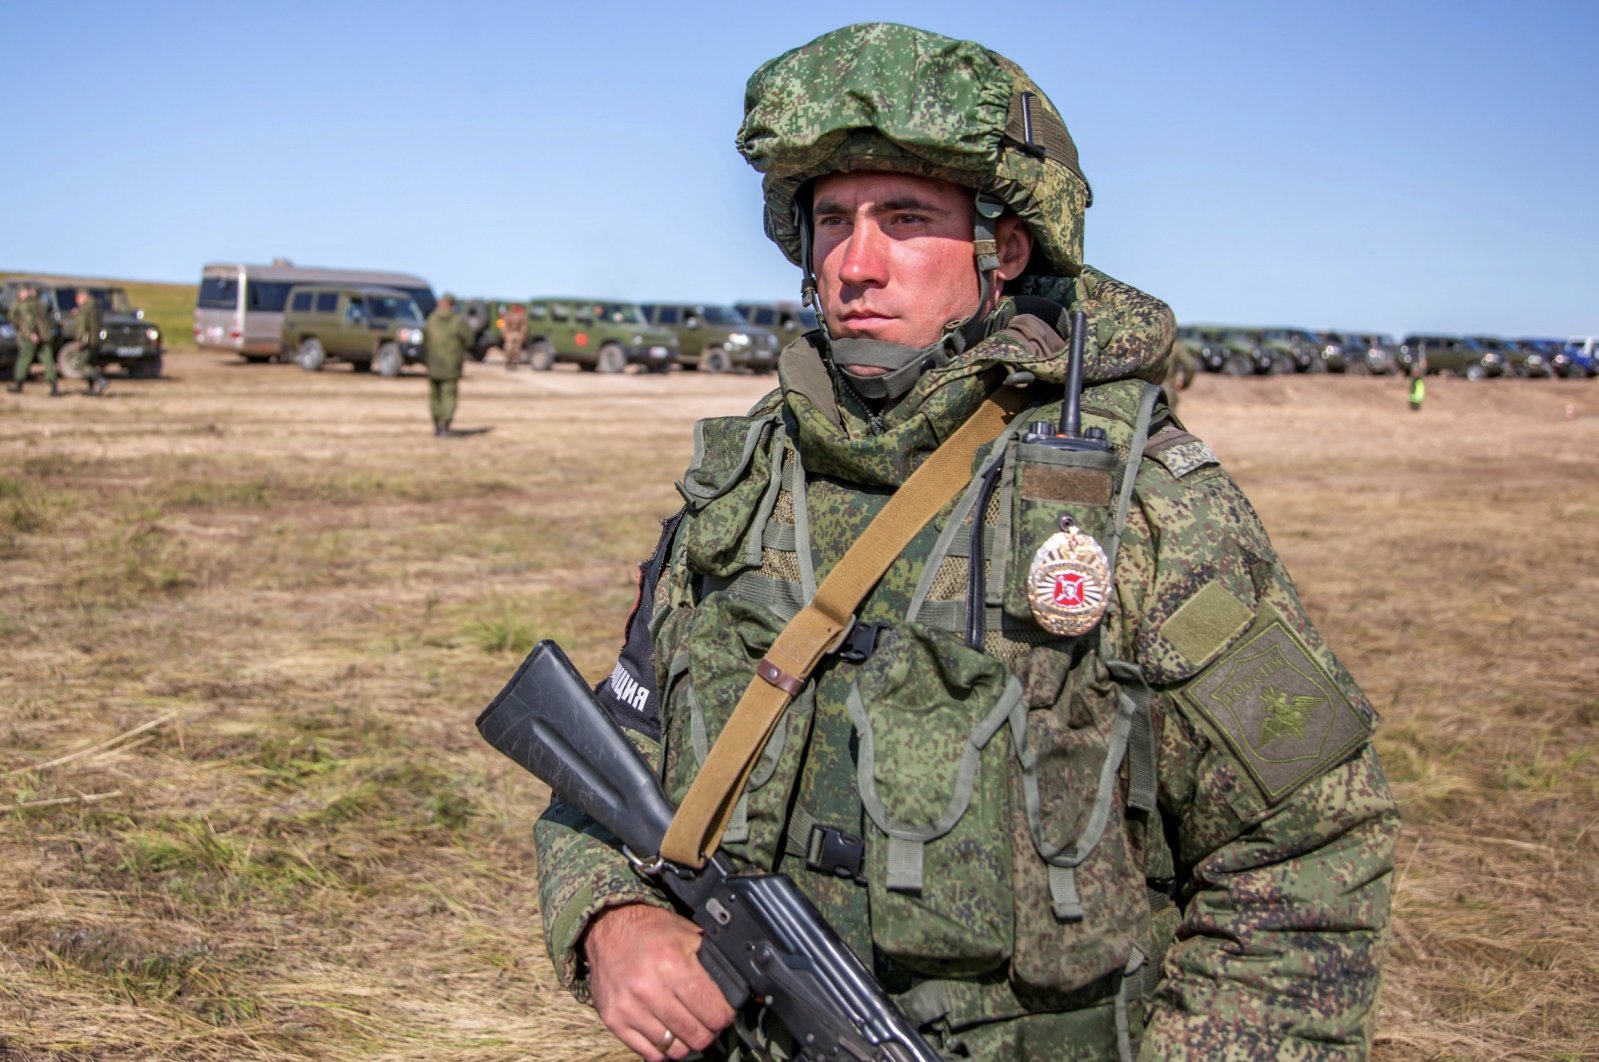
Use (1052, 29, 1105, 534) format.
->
(845, 622, 1019, 978)
(1001, 439, 1119, 626)
(658, 591, 816, 870)
(1007, 650, 1149, 997)
(677, 414, 780, 577)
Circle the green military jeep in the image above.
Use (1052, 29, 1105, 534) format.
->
(1, 278, 164, 379)
(1186, 325, 1276, 375)
(639, 302, 781, 373)
(734, 301, 818, 340)
(1398, 334, 1505, 380)
(281, 284, 427, 376)
(1254, 327, 1327, 373)
(520, 298, 678, 372)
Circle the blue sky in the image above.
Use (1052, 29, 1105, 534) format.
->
(5, 1, 1596, 338)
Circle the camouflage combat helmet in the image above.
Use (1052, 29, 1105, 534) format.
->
(736, 22, 1093, 284)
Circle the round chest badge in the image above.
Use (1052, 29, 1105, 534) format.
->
(1027, 518, 1112, 637)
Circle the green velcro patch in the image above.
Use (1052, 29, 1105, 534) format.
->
(1177, 607, 1371, 805)
(1020, 464, 1112, 505)
(1147, 438, 1219, 479)
(1160, 581, 1254, 669)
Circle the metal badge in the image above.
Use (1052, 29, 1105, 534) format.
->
(1027, 517, 1112, 637)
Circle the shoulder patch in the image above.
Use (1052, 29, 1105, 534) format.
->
(1176, 604, 1371, 805)
(1147, 437, 1220, 479)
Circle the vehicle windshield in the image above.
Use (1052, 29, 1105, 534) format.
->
(1458, 338, 1487, 351)
(701, 305, 748, 326)
(198, 275, 239, 309)
(84, 287, 133, 314)
(594, 302, 643, 325)
(367, 294, 422, 322)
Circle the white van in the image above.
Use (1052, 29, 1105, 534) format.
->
(194, 259, 436, 361)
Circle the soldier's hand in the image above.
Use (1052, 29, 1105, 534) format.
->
(584, 902, 735, 1060)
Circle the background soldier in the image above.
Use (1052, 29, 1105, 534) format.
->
(424, 293, 472, 437)
(68, 291, 110, 396)
(1408, 341, 1428, 411)
(7, 285, 59, 396)
(531, 24, 1398, 1062)
(1161, 333, 1198, 412)
(501, 303, 528, 370)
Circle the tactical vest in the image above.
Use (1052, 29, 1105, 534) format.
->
(654, 377, 1183, 1058)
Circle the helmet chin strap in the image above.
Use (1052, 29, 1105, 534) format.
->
(795, 192, 1007, 410)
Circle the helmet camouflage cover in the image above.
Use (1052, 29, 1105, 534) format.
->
(736, 22, 1092, 277)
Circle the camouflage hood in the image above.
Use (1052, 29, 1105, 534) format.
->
(779, 266, 1173, 488)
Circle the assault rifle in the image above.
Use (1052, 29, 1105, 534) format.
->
(478, 640, 940, 1062)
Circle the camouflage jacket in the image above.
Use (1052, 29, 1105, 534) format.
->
(75, 299, 102, 345)
(8, 296, 50, 344)
(423, 308, 472, 381)
(533, 268, 1398, 1060)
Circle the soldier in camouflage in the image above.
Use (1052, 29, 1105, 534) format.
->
(68, 291, 110, 396)
(424, 293, 473, 437)
(502, 302, 528, 370)
(7, 285, 59, 396)
(531, 23, 1398, 1062)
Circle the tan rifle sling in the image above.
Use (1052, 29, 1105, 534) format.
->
(659, 386, 1029, 867)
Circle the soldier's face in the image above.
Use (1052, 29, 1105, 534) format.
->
(811, 172, 1029, 354)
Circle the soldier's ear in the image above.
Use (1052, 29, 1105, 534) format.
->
(994, 217, 1033, 283)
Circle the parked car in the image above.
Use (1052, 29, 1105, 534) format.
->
(1562, 336, 1598, 378)
(1468, 335, 1550, 379)
(1398, 334, 1506, 380)
(197, 259, 433, 362)
(280, 284, 427, 375)
(522, 298, 678, 373)
(1316, 331, 1396, 375)
(639, 303, 781, 373)
(1185, 325, 1275, 375)
(733, 301, 818, 339)
(1255, 327, 1327, 372)
(1, 277, 163, 379)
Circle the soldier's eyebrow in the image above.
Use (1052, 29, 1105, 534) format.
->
(812, 195, 953, 218)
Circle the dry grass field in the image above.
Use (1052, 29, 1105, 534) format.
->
(2, 348, 1595, 1060)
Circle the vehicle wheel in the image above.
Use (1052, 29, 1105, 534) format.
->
(298, 338, 326, 372)
(1347, 358, 1370, 376)
(1222, 352, 1253, 376)
(375, 342, 403, 377)
(1270, 352, 1297, 375)
(57, 341, 86, 379)
(596, 341, 626, 374)
(701, 346, 732, 373)
(464, 300, 489, 334)
(529, 339, 555, 371)
(1463, 362, 1487, 381)
(1305, 354, 1328, 374)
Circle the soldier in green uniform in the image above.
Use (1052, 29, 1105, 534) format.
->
(530, 24, 1398, 1062)
(1161, 335, 1198, 413)
(424, 293, 472, 437)
(67, 291, 110, 396)
(7, 285, 60, 396)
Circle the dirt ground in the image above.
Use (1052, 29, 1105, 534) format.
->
(2, 349, 1596, 1060)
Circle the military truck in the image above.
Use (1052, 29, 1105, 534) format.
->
(1398, 334, 1505, 380)
(521, 298, 678, 372)
(734, 301, 818, 340)
(0, 277, 163, 379)
(280, 284, 427, 375)
(639, 303, 781, 373)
